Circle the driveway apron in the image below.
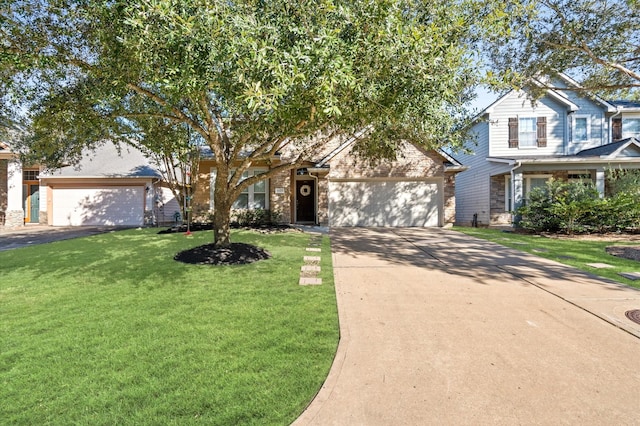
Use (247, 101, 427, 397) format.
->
(293, 227, 640, 425)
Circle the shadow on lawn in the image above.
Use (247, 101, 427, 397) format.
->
(329, 227, 636, 295)
(6, 229, 274, 287)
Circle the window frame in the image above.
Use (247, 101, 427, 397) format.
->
(573, 114, 591, 142)
(622, 116, 640, 139)
(518, 117, 538, 148)
(210, 167, 270, 211)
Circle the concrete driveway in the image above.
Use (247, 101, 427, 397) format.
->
(294, 227, 640, 425)
(0, 225, 123, 251)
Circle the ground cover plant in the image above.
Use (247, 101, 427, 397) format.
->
(0, 228, 338, 425)
(455, 227, 640, 289)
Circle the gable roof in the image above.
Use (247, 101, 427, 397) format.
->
(41, 142, 161, 179)
(576, 137, 640, 159)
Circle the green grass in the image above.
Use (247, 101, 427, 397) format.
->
(455, 226, 640, 289)
(0, 228, 338, 425)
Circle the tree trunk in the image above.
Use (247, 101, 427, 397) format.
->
(212, 167, 233, 248)
(213, 205, 232, 247)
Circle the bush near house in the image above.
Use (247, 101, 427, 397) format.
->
(517, 174, 640, 234)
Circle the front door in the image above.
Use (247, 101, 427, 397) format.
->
(296, 180, 316, 223)
(23, 184, 40, 223)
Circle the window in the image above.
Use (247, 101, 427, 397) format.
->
(509, 116, 547, 148)
(209, 168, 269, 210)
(523, 175, 552, 203)
(233, 169, 268, 209)
(519, 117, 537, 147)
(22, 170, 39, 181)
(573, 115, 590, 141)
(622, 118, 640, 138)
(568, 171, 591, 183)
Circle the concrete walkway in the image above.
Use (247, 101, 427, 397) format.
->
(293, 227, 640, 425)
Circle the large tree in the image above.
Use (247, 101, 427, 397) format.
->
(2, 0, 507, 246)
(487, 0, 640, 98)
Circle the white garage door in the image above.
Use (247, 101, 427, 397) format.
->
(52, 186, 145, 226)
(328, 180, 441, 227)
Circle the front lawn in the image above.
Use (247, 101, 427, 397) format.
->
(455, 227, 640, 289)
(0, 228, 338, 425)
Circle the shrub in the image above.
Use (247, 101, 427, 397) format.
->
(231, 209, 282, 226)
(517, 179, 600, 234)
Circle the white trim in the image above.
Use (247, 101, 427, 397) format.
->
(209, 167, 270, 210)
(572, 114, 591, 142)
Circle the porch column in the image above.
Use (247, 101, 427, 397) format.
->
(595, 168, 605, 198)
(512, 170, 524, 210)
(5, 159, 24, 227)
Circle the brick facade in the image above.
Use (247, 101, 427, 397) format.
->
(195, 142, 460, 227)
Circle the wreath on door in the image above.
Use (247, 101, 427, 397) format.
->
(299, 184, 311, 196)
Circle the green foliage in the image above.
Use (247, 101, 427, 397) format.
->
(517, 179, 601, 234)
(517, 176, 640, 234)
(1, 0, 517, 245)
(487, 0, 640, 99)
(231, 209, 283, 227)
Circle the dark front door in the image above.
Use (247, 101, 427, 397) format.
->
(296, 180, 315, 223)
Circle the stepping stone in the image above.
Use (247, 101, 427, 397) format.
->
(299, 277, 322, 286)
(619, 272, 640, 281)
(306, 247, 321, 252)
(301, 265, 321, 272)
(586, 263, 614, 269)
(304, 256, 321, 262)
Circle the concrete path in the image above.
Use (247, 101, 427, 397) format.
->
(0, 225, 123, 251)
(293, 227, 640, 425)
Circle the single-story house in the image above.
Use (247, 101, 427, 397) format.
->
(193, 136, 466, 227)
(0, 142, 178, 228)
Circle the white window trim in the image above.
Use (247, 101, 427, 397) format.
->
(524, 174, 553, 199)
(573, 114, 591, 142)
(209, 167, 270, 210)
(518, 117, 538, 149)
(622, 115, 640, 139)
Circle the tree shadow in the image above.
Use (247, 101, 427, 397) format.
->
(329, 227, 638, 295)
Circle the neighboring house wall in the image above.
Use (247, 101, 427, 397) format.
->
(489, 90, 567, 158)
(454, 124, 494, 226)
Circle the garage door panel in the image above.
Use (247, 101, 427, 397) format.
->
(52, 187, 144, 226)
(329, 181, 440, 227)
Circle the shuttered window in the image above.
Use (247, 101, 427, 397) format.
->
(508, 117, 547, 148)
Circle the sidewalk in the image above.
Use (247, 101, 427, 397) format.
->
(293, 227, 640, 425)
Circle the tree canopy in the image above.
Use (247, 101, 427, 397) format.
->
(487, 0, 640, 98)
(1, 0, 509, 246)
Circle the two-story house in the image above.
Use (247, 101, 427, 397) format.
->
(455, 74, 640, 227)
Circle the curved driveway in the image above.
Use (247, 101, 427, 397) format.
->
(294, 227, 640, 425)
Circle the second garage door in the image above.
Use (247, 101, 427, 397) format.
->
(51, 186, 145, 226)
(328, 179, 442, 227)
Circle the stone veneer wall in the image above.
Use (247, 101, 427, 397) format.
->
(443, 173, 456, 226)
(0, 160, 7, 226)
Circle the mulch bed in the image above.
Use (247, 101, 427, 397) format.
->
(174, 242, 271, 266)
(605, 246, 640, 262)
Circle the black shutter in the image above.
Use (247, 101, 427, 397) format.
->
(537, 117, 547, 147)
(508, 117, 518, 148)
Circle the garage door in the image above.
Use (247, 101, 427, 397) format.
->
(52, 186, 145, 226)
(328, 180, 441, 227)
